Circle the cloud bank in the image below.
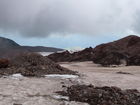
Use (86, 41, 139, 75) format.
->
(0, 0, 140, 37)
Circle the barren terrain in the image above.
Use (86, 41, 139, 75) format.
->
(0, 61, 140, 105)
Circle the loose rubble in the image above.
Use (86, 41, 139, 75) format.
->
(58, 84, 140, 105)
(0, 53, 76, 77)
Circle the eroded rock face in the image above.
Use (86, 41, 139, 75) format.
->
(48, 47, 94, 62)
(0, 53, 76, 77)
(59, 85, 140, 105)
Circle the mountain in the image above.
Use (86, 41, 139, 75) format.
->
(0, 37, 63, 58)
(0, 37, 20, 48)
(48, 35, 140, 66)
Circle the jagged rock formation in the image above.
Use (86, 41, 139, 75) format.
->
(59, 84, 140, 105)
(48, 47, 94, 62)
(0, 53, 76, 76)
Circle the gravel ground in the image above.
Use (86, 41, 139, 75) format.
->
(0, 61, 140, 105)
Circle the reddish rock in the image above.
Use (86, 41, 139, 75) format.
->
(48, 35, 140, 66)
(92, 35, 140, 66)
(0, 59, 9, 68)
(128, 54, 140, 66)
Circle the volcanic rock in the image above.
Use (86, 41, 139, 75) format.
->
(128, 54, 140, 66)
(0, 53, 76, 77)
(48, 47, 94, 62)
(92, 35, 140, 66)
(48, 35, 140, 66)
(59, 84, 140, 105)
(0, 59, 9, 68)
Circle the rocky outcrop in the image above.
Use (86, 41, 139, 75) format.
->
(128, 54, 140, 66)
(48, 47, 94, 62)
(92, 35, 140, 66)
(59, 84, 140, 105)
(0, 53, 76, 77)
(48, 35, 140, 66)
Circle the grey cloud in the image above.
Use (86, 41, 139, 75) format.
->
(0, 0, 139, 37)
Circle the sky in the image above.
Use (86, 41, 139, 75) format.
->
(0, 0, 140, 49)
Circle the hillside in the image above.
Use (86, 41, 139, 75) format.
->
(0, 37, 63, 58)
(48, 35, 140, 66)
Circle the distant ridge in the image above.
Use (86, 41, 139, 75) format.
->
(0, 36, 63, 58)
(0, 37, 20, 48)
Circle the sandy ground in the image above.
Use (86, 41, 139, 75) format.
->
(60, 61, 140, 90)
(0, 61, 140, 105)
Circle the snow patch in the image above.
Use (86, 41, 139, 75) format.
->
(9, 73, 23, 79)
(52, 95, 69, 100)
(38, 52, 54, 56)
(45, 74, 79, 79)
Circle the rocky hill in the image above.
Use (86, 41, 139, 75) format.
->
(48, 35, 140, 66)
(92, 35, 140, 66)
(0, 37, 63, 58)
(48, 47, 94, 62)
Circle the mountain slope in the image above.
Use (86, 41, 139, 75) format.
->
(48, 35, 140, 66)
(92, 35, 140, 65)
(0, 36, 63, 58)
(0, 37, 20, 48)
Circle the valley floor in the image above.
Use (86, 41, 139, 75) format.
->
(0, 61, 140, 105)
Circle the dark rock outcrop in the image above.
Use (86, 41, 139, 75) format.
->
(59, 84, 140, 105)
(92, 35, 140, 66)
(0, 59, 9, 68)
(128, 54, 140, 66)
(48, 47, 94, 62)
(48, 35, 140, 66)
(0, 53, 76, 77)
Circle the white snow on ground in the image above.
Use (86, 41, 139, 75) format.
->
(52, 95, 69, 100)
(45, 74, 79, 79)
(3, 73, 24, 80)
(38, 52, 54, 56)
(12, 73, 23, 78)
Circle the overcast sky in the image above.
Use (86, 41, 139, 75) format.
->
(0, 0, 140, 48)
